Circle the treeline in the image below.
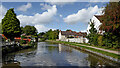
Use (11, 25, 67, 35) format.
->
(38, 29, 59, 41)
(87, 2, 120, 49)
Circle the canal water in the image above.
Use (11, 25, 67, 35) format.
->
(2, 42, 120, 68)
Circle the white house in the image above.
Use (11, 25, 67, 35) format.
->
(59, 30, 87, 43)
(87, 15, 104, 34)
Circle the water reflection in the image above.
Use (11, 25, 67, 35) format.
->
(2, 42, 120, 67)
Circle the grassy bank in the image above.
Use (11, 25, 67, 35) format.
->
(46, 40, 120, 60)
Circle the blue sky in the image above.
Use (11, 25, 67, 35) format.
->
(1, 2, 108, 33)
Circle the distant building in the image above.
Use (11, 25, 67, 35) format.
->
(59, 30, 87, 43)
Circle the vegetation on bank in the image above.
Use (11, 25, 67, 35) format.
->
(86, 2, 120, 49)
(47, 40, 120, 59)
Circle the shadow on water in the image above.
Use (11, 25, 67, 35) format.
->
(1, 42, 120, 68)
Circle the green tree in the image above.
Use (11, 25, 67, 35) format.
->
(2, 8, 21, 40)
(43, 29, 59, 40)
(20, 26, 24, 34)
(22, 25, 38, 36)
(87, 19, 98, 45)
(0, 23, 2, 33)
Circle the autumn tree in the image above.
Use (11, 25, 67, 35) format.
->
(2, 8, 21, 40)
(100, 2, 120, 48)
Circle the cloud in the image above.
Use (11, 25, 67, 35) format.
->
(17, 5, 57, 26)
(44, 0, 77, 6)
(59, 14, 63, 17)
(81, 30, 87, 32)
(35, 25, 49, 33)
(17, 3, 32, 12)
(63, 5, 104, 24)
(0, 5, 7, 23)
(40, 3, 52, 10)
(35, 25, 56, 33)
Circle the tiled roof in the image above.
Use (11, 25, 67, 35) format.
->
(61, 30, 87, 37)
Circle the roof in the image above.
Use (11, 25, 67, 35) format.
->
(60, 30, 87, 37)
(0, 34, 7, 39)
(94, 15, 104, 23)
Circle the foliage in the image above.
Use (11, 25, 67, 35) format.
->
(0, 23, 1, 33)
(21, 25, 38, 36)
(100, 2, 120, 33)
(98, 35, 103, 46)
(100, 2, 120, 49)
(86, 19, 98, 45)
(20, 40, 27, 44)
(2, 8, 21, 40)
(43, 29, 59, 40)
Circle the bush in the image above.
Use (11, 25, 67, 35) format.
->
(20, 40, 27, 44)
(98, 35, 103, 46)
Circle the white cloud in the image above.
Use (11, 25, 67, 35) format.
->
(17, 5, 57, 26)
(35, 25, 56, 33)
(59, 14, 63, 17)
(81, 30, 87, 32)
(35, 25, 49, 33)
(63, 5, 104, 24)
(17, 3, 32, 12)
(0, 5, 7, 23)
(40, 3, 52, 10)
(44, 0, 77, 6)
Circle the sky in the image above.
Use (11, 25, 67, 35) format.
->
(0, 1, 109, 33)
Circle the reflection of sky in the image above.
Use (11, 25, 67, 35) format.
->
(3, 42, 120, 67)
(12, 42, 90, 66)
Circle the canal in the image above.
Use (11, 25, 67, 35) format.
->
(2, 42, 120, 68)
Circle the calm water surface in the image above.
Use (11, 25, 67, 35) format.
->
(2, 42, 120, 67)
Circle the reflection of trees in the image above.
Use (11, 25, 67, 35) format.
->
(2, 43, 38, 68)
(2, 54, 21, 68)
(47, 46, 58, 52)
(61, 46, 72, 53)
(86, 54, 118, 67)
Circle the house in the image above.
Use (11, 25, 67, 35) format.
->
(87, 15, 104, 34)
(59, 30, 87, 43)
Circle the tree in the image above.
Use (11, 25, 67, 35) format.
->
(2, 8, 21, 40)
(22, 25, 38, 36)
(100, 2, 120, 49)
(43, 29, 59, 40)
(87, 19, 98, 45)
(0, 23, 2, 33)
(20, 26, 24, 34)
(100, 2, 120, 33)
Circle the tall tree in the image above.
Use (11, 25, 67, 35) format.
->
(100, 2, 120, 48)
(100, 2, 120, 33)
(2, 8, 21, 40)
(87, 19, 98, 45)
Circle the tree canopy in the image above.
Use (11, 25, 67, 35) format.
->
(100, 2, 120, 49)
(100, 2, 120, 33)
(41, 29, 59, 40)
(21, 25, 38, 36)
(2, 8, 21, 40)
